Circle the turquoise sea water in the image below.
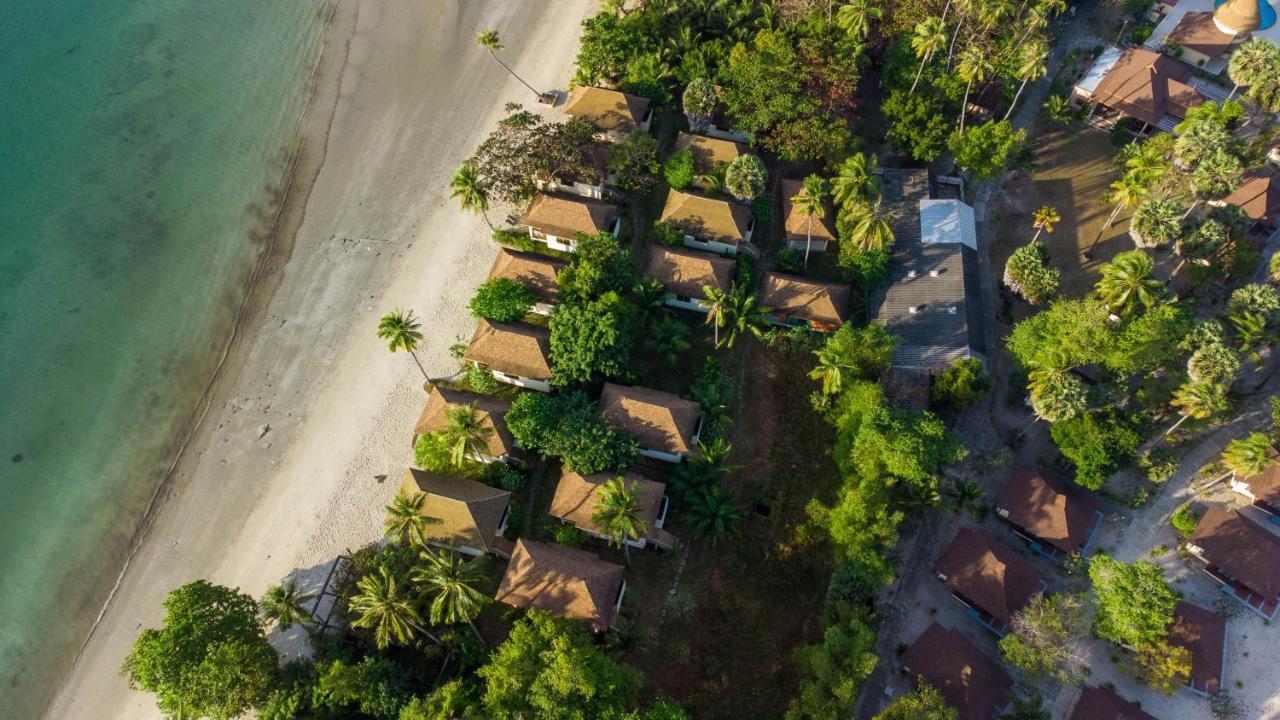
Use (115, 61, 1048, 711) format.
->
(0, 1, 331, 715)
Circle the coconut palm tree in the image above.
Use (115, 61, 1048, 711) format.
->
(1096, 250, 1164, 316)
(592, 477, 650, 564)
(1030, 205, 1060, 243)
(1223, 432, 1275, 479)
(631, 277, 667, 330)
(843, 196, 896, 253)
(260, 577, 316, 631)
(944, 0, 979, 69)
(384, 491, 429, 546)
(413, 548, 491, 644)
(834, 0, 883, 42)
(944, 477, 984, 517)
(793, 174, 828, 266)
(649, 314, 692, 364)
(349, 566, 437, 649)
(1028, 371, 1088, 423)
(956, 44, 995, 134)
(1227, 38, 1280, 100)
(687, 486, 744, 545)
(1003, 40, 1049, 122)
(439, 403, 493, 466)
(474, 30, 540, 98)
(810, 342, 855, 396)
(1087, 173, 1148, 258)
(1043, 93, 1074, 125)
(909, 16, 949, 95)
(450, 161, 492, 229)
(831, 152, 878, 209)
(702, 285, 731, 347)
(999, 692, 1051, 720)
(1129, 197, 1183, 249)
(376, 309, 427, 379)
(717, 285, 771, 349)
(1166, 380, 1228, 437)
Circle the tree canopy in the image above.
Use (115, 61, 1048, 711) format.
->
(505, 391, 638, 474)
(1088, 555, 1179, 648)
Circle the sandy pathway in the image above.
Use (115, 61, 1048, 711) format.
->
(46, 1, 596, 717)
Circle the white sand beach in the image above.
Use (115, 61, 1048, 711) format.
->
(45, 0, 597, 716)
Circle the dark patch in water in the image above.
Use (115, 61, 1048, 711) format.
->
(12, 453, 23, 463)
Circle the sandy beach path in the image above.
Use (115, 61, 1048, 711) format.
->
(46, 1, 596, 717)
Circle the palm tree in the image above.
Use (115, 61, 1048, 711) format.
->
(260, 577, 316, 631)
(1043, 93, 1074, 125)
(687, 486, 744, 545)
(1129, 197, 1183, 249)
(834, 0, 883, 42)
(1231, 310, 1271, 358)
(831, 152, 878, 209)
(956, 44, 995, 134)
(349, 566, 437, 649)
(631, 277, 667, 330)
(1223, 432, 1275, 479)
(450, 161, 492, 229)
(1030, 205, 1060, 243)
(377, 309, 427, 379)
(909, 16, 948, 95)
(1087, 173, 1148, 258)
(1166, 380, 1228, 437)
(1174, 119, 1230, 170)
(944, 477, 984, 517)
(1028, 370, 1087, 422)
(413, 548, 490, 643)
(1003, 40, 1049, 122)
(592, 477, 650, 564)
(649, 315, 692, 364)
(439, 403, 493, 466)
(718, 285, 771, 349)
(999, 692, 1050, 720)
(1188, 149, 1243, 212)
(1187, 342, 1239, 384)
(1227, 38, 1279, 99)
(810, 342, 855, 396)
(944, 0, 978, 69)
(384, 491, 428, 545)
(793, 174, 828, 266)
(702, 285, 731, 347)
(1096, 250, 1163, 316)
(844, 196, 896, 253)
(474, 30, 540, 98)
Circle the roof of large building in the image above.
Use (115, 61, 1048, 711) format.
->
(1167, 11, 1237, 59)
(1235, 445, 1280, 505)
(659, 189, 753, 245)
(488, 248, 567, 304)
(549, 469, 667, 537)
(997, 468, 1100, 554)
(1083, 47, 1202, 126)
(463, 320, 552, 381)
(780, 178, 837, 243)
(901, 623, 1013, 720)
(759, 272, 850, 327)
(1214, 0, 1267, 35)
(869, 175, 985, 371)
(1221, 174, 1279, 227)
(413, 386, 515, 457)
(1169, 601, 1227, 695)
(563, 86, 651, 134)
(644, 245, 735, 299)
(934, 527, 1044, 625)
(399, 469, 511, 553)
(1190, 508, 1280, 599)
(521, 194, 618, 240)
(598, 382, 700, 455)
(673, 131, 749, 174)
(1069, 686, 1158, 720)
(495, 539, 626, 629)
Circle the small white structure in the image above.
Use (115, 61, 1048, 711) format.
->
(919, 199, 978, 249)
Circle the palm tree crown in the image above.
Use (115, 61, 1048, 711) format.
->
(260, 577, 316, 631)
(688, 486, 743, 545)
(794, 174, 828, 266)
(834, 0, 883, 42)
(592, 477, 650, 562)
(1222, 432, 1275, 478)
(1096, 250, 1163, 316)
(475, 29, 540, 98)
(377, 309, 428, 378)
(909, 16, 948, 95)
(831, 152, 878, 209)
(1031, 205, 1060, 242)
(440, 403, 493, 466)
(413, 548, 490, 630)
(843, 196, 895, 254)
(450, 161, 492, 229)
(384, 491, 429, 545)
(349, 566, 426, 649)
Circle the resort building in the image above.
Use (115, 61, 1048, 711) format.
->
(534, 143, 615, 200)
(869, 169, 986, 372)
(901, 623, 1013, 720)
(780, 178, 837, 254)
(659, 188, 756, 256)
(520, 193, 620, 253)
(672, 131, 751, 191)
(1068, 686, 1157, 720)
(1072, 46, 1212, 134)
(562, 85, 652, 142)
(759, 272, 850, 332)
(996, 467, 1103, 562)
(1187, 507, 1280, 619)
(412, 386, 515, 463)
(398, 469, 513, 557)
(487, 248, 567, 316)
(933, 527, 1046, 636)
(1168, 601, 1227, 696)
(462, 320, 553, 392)
(549, 469, 676, 550)
(1143, 0, 1277, 74)
(703, 85, 750, 142)
(1227, 444, 1280, 516)
(598, 382, 701, 463)
(1215, 174, 1279, 234)
(495, 538, 626, 630)
(644, 245, 735, 313)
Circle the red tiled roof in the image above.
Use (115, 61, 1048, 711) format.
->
(1189, 508, 1280, 600)
(997, 468, 1099, 554)
(934, 528, 1044, 625)
(1169, 601, 1226, 695)
(901, 623, 1013, 720)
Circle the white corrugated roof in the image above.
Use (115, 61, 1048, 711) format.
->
(919, 199, 977, 250)
(1075, 45, 1123, 95)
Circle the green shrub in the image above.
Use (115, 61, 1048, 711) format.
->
(1171, 502, 1202, 538)
(664, 150, 696, 189)
(552, 523, 587, 547)
(484, 462, 526, 492)
(1139, 449, 1179, 484)
(751, 195, 773, 225)
(505, 391, 638, 474)
(931, 358, 991, 411)
(1003, 242, 1060, 304)
(465, 364, 502, 394)
(493, 227, 537, 252)
(1050, 409, 1141, 490)
(653, 219, 685, 247)
(469, 278, 535, 322)
(775, 247, 804, 273)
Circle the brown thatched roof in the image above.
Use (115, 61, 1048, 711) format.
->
(901, 623, 1013, 720)
(659, 189, 753, 245)
(673, 131, 748, 174)
(1089, 48, 1201, 126)
(399, 469, 511, 553)
(521, 194, 618, 240)
(549, 469, 667, 538)
(934, 527, 1043, 625)
(598, 382, 700, 455)
(564, 86, 650, 134)
(780, 178, 837, 244)
(462, 320, 552, 381)
(413, 386, 514, 457)
(759, 271, 850, 327)
(644, 245, 735, 299)
(495, 539, 626, 630)
(488, 248, 567, 303)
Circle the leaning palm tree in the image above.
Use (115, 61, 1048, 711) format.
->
(834, 0, 883, 42)
(909, 16, 948, 96)
(348, 566, 437, 649)
(592, 477, 649, 565)
(1003, 39, 1049, 121)
(687, 486, 744, 545)
(1166, 380, 1228, 437)
(450, 161, 492, 229)
(260, 577, 316, 631)
(1030, 205, 1060, 243)
(956, 44, 994, 134)
(376, 309, 427, 379)
(1095, 250, 1163, 316)
(1028, 371, 1088, 423)
(1227, 37, 1279, 100)
(1222, 432, 1275, 479)
(1129, 197, 1183, 249)
(702, 285, 731, 347)
(792, 174, 828, 266)
(718, 285, 771, 349)
(439, 403, 493, 466)
(1087, 173, 1148, 257)
(843, 196, 896, 253)
(830, 152, 878, 209)
(810, 342, 855, 396)
(413, 548, 490, 643)
(474, 30, 540, 98)
(384, 491, 428, 545)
